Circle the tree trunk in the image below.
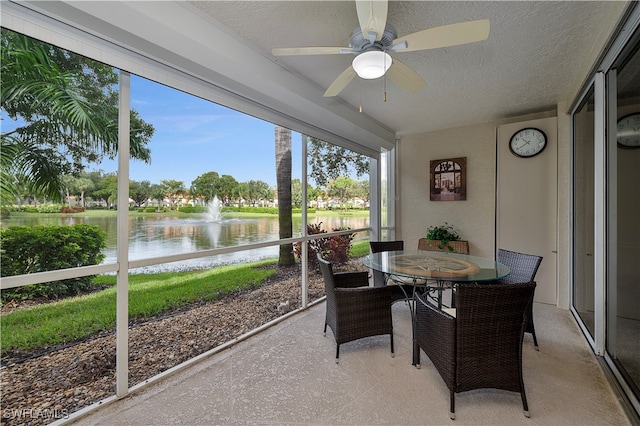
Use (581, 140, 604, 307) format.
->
(275, 125, 295, 266)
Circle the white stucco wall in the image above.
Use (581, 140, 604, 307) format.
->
(396, 114, 573, 309)
(396, 123, 497, 258)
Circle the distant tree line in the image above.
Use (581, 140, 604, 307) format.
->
(23, 169, 369, 211)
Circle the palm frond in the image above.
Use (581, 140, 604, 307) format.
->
(1, 136, 64, 203)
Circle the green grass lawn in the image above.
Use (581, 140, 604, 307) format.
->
(350, 240, 370, 257)
(1, 241, 370, 355)
(1, 261, 275, 354)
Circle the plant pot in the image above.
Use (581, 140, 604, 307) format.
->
(418, 238, 469, 254)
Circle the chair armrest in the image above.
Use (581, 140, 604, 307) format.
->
(415, 293, 456, 389)
(334, 271, 370, 289)
(416, 294, 456, 338)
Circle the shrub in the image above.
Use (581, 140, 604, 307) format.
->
(178, 205, 206, 213)
(37, 204, 64, 213)
(144, 206, 158, 212)
(60, 206, 85, 213)
(221, 206, 316, 215)
(0, 224, 106, 301)
(224, 206, 278, 214)
(293, 222, 354, 268)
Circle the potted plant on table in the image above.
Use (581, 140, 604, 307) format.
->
(419, 222, 468, 253)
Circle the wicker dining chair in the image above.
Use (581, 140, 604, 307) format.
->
(369, 240, 420, 303)
(317, 254, 394, 363)
(496, 248, 543, 350)
(415, 282, 536, 420)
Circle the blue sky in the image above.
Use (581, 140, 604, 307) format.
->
(3, 73, 303, 188)
(99, 74, 303, 187)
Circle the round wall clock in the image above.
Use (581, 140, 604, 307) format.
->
(509, 128, 547, 158)
(617, 113, 640, 148)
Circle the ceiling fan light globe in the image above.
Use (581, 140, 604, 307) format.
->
(352, 51, 392, 79)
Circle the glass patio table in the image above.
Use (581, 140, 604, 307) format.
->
(362, 250, 510, 365)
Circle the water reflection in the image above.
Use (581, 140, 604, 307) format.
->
(2, 214, 369, 270)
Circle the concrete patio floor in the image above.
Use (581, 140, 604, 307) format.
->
(71, 301, 631, 425)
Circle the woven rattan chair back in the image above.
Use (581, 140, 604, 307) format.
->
(497, 248, 543, 349)
(497, 248, 543, 284)
(370, 240, 404, 253)
(415, 282, 536, 419)
(369, 240, 403, 287)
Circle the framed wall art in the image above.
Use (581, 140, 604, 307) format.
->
(430, 157, 467, 201)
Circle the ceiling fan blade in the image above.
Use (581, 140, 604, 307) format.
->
(356, 0, 388, 41)
(386, 59, 426, 93)
(323, 66, 357, 97)
(392, 19, 490, 52)
(272, 46, 353, 56)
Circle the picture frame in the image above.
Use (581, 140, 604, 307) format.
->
(430, 157, 467, 201)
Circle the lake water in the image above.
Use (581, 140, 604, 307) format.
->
(1, 214, 370, 272)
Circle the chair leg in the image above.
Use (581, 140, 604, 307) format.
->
(323, 322, 327, 336)
(413, 333, 421, 368)
(527, 301, 539, 350)
(530, 328, 539, 350)
(335, 345, 340, 364)
(521, 388, 530, 418)
(390, 334, 395, 358)
(449, 391, 455, 420)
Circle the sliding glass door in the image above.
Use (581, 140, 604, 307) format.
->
(572, 11, 640, 414)
(573, 88, 596, 340)
(608, 28, 640, 409)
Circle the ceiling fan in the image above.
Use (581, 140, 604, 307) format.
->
(272, 0, 490, 97)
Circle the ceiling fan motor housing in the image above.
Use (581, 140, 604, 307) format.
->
(349, 24, 398, 53)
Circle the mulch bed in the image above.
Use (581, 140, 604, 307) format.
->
(0, 260, 366, 426)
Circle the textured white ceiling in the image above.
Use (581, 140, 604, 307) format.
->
(189, 1, 627, 136)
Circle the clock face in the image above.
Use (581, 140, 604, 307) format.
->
(509, 128, 547, 158)
(617, 113, 640, 148)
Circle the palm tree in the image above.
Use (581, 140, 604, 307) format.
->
(275, 125, 295, 266)
(1, 29, 153, 209)
(0, 137, 64, 207)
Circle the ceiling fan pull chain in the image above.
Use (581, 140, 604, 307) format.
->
(384, 72, 387, 102)
(383, 54, 388, 102)
(359, 79, 363, 113)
